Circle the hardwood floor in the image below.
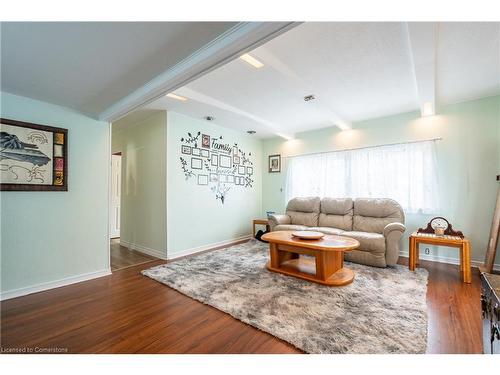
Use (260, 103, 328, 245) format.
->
(0, 248, 482, 354)
(110, 239, 157, 271)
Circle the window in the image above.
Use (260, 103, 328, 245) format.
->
(285, 140, 439, 214)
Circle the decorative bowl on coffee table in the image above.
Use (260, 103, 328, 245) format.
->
(291, 231, 325, 240)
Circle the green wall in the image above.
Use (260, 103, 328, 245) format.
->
(112, 111, 167, 258)
(262, 95, 500, 265)
(166, 112, 262, 257)
(0, 92, 110, 297)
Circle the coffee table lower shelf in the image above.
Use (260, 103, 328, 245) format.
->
(266, 257, 355, 286)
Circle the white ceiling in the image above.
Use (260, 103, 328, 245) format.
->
(0, 22, 237, 116)
(144, 22, 500, 139)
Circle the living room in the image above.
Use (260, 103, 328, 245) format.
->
(1, 1, 499, 373)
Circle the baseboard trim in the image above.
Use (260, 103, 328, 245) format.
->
(399, 251, 500, 272)
(120, 240, 167, 260)
(167, 235, 253, 260)
(0, 268, 111, 301)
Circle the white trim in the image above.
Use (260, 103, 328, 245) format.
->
(167, 235, 252, 260)
(0, 269, 111, 301)
(107, 122, 112, 270)
(120, 240, 167, 260)
(399, 251, 500, 271)
(99, 22, 298, 123)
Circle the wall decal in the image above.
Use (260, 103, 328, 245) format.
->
(179, 131, 254, 204)
(219, 154, 231, 168)
(198, 174, 209, 185)
(191, 158, 203, 169)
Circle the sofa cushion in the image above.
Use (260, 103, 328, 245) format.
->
(308, 227, 345, 235)
(319, 198, 353, 231)
(287, 211, 319, 227)
(286, 197, 320, 226)
(341, 231, 385, 254)
(353, 198, 404, 234)
(273, 224, 308, 231)
(286, 197, 321, 213)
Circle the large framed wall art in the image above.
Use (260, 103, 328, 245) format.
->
(0, 118, 68, 191)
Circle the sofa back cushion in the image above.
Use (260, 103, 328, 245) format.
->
(319, 198, 353, 231)
(286, 197, 320, 227)
(353, 198, 405, 234)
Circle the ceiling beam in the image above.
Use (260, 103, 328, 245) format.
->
(256, 47, 351, 130)
(99, 22, 299, 123)
(177, 87, 295, 140)
(405, 22, 438, 116)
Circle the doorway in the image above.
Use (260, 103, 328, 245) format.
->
(110, 152, 121, 239)
(108, 150, 157, 271)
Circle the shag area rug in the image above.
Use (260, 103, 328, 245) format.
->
(142, 239, 428, 354)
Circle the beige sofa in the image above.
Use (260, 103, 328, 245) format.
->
(268, 197, 405, 267)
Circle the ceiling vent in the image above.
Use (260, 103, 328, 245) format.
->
(303, 94, 316, 102)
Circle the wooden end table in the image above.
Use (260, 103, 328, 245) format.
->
(409, 232, 472, 283)
(252, 219, 269, 237)
(261, 231, 360, 286)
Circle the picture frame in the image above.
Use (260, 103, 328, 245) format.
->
(197, 174, 209, 185)
(238, 166, 245, 175)
(181, 145, 191, 155)
(247, 166, 253, 175)
(0, 118, 68, 191)
(219, 154, 231, 168)
(268, 154, 281, 173)
(192, 148, 201, 156)
(202, 134, 211, 149)
(211, 154, 218, 166)
(233, 155, 240, 164)
(200, 149, 209, 158)
(191, 157, 202, 170)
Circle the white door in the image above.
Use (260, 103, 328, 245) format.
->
(110, 154, 121, 238)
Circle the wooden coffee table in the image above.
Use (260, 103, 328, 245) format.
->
(261, 231, 360, 286)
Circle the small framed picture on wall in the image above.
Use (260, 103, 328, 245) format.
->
(268, 154, 281, 173)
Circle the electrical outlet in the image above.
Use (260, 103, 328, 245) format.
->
(424, 248, 430, 255)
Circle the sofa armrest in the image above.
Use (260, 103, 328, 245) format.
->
(383, 222, 405, 237)
(268, 214, 291, 231)
(383, 222, 406, 266)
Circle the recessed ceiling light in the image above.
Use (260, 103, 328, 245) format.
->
(166, 93, 187, 101)
(304, 95, 316, 102)
(336, 122, 351, 131)
(205, 116, 215, 121)
(421, 102, 435, 117)
(246, 130, 256, 134)
(240, 53, 264, 68)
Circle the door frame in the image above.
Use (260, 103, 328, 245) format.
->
(110, 151, 122, 239)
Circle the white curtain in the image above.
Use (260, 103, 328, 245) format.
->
(285, 140, 439, 214)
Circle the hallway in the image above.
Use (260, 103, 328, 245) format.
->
(110, 239, 157, 271)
